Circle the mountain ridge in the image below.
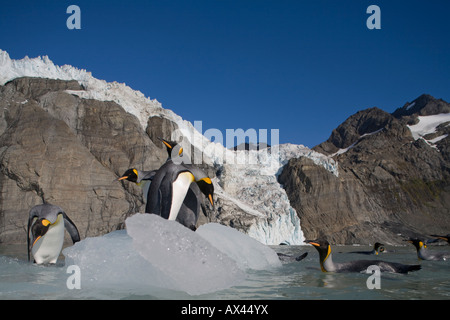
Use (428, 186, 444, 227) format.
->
(280, 94, 450, 244)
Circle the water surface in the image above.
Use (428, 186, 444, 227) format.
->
(1, 244, 448, 300)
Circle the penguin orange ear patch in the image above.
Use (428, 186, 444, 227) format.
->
(42, 219, 50, 227)
(201, 177, 212, 184)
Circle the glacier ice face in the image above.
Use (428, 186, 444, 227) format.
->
(0, 49, 340, 245)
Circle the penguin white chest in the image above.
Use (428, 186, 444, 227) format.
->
(32, 216, 65, 264)
(169, 172, 195, 221)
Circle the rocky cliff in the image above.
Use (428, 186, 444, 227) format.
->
(279, 94, 450, 244)
(0, 77, 170, 243)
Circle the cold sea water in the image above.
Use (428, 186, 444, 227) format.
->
(0, 243, 448, 300)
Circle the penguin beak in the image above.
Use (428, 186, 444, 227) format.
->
(306, 240, 320, 247)
(162, 140, 172, 149)
(208, 194, 214, 207)
(32, 236, 42, 247)
(118, 176, 128, 181)
(32, 219, 51, 247)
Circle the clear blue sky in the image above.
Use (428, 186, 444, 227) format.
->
(1, 0, 449, 147)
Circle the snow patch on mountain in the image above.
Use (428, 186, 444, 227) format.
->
(407, 113, 450, 140)
(0, 49, 339, 245)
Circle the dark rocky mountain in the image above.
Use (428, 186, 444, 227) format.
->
(279, 94, 450, 244)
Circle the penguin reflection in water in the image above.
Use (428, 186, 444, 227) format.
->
(27, 203, 80, 264)
(306, 239, 421, 274)
(118, 139, 214, 230)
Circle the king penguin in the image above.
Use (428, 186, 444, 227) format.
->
(349, 242, 386, 255)
(406, 238, 450, 261)
(118, 139, 214, 229)
(145, 139, 214, 223)
(306, 239, 421, 274)
(430, 234, 450, 245)
(27, 203, 80, 264)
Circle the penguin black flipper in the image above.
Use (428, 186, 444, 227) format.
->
(176, 184, 201, 230)
(296, 252, 308, 261)
(62, 212, 80, 244)
(277, 252, 308, 263)
(27, 212, 39, 262)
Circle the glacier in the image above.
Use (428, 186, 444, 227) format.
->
(0, 49, 339, 245)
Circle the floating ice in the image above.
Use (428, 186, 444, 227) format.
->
(63, 214, 259, 295)
(63, 229, 173, 292)
(125, 214, 246, 295)
(196, 223, 282, 270)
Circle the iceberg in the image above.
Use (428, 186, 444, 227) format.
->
(63, 214, 290, 295)
(196, 223, 282, 270)
(125, 214, 246, 295)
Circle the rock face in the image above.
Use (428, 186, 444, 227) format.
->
(0, 77, 168, 243)
(279, 94, 450, 244)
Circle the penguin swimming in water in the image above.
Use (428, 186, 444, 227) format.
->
(406, 238, 450, 261)
(349, 242, 386, 255)
(430, 234, 450, 245)
(306, 239, 421, 274)
(27, 203, 80, 264)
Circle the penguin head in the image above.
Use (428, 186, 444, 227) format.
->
(406, 238, 426, 250)
(31, 218, 51, 246)
(196, 177, 214, 207)
(118, 168, 139, 184)
(374, 242, 385, 254)
(30, 213, 63, 247)
(306, 239, 332, 271)
(159, 138, 183, 158)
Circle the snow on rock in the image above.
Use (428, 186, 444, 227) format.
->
(407, 113, 450, 140)
(0, 49, 340, 245)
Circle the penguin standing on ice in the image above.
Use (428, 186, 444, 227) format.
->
(118, 139, 214, 230)
(144, 142, 214, 223)
(27, 203, 80, 264)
